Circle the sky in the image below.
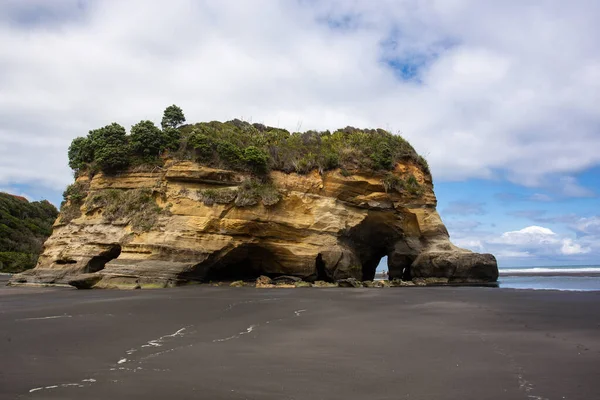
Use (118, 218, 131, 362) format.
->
(0, 0, 599, 268)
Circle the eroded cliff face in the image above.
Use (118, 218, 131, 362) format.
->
(11, 161, 498, 288)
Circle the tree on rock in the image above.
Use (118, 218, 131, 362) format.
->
(89, 123, 130, 173)
(68, 137, 94, 172)
(161, 105, 186, 130)
(243, 146, 269, 173)
(130, 120, 165, 158)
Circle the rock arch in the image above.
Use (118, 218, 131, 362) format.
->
(333, 211, 422, 281)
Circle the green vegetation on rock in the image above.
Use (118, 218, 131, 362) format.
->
(161, 104, 186, 130)
(382, 173, 424, 196)
(0, 193, 58, 272)
(198, 179, 280, 207)
(60, 181, 90, 224)
(68, 106, 187, 176)
(67, 105, 429, 177)
(199, 188, 238, 206)
(85, 188, 163, 231)
(235, 180, 280, 207)
(130, 120, 167, 160)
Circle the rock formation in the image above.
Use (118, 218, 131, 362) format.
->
(10, 160, 498, 289)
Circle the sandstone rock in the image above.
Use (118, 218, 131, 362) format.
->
(68, 273, 102, 289)
(274, 282, 295, 288)
(313, 280, 338, 288)
(294, 281, 312, 288)
(256, 275, 272, 285)
(411, 252, 499, 283)
(11, 161, 498, 288)
(390, 279, 415, 287)
(230, 280, 245, 287)
(337, 278, 362, 288)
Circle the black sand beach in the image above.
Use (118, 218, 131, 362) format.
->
(1, 278, 599, 400)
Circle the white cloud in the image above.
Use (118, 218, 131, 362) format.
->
(493, 226, 557, 246)
(454, 225, 592, 259)
(0, 0, 599, 195)
(560, 239, 590, 255)
(572, 216, 600, 236)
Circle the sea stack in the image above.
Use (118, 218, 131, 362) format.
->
(10, 121, 498, 288)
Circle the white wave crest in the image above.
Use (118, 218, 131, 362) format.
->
(500, 267, 600, 274)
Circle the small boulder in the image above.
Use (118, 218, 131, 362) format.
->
(313, 280, 338, 288)
(337, 278, 362, 288)
(230, 280, 245, 287)
(294, 281, 312, 288)
(256, 275, 272, 285)
(390, 279, 415, 287)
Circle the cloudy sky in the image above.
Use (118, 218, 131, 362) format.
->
(1, 0, 599, 267)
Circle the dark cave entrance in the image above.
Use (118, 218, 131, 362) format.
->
(85, 245, 121, 273)
(315, 254, 333, 282)
(203, 245, 280, 282)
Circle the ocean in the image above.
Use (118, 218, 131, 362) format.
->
(499, 265, 600, 291)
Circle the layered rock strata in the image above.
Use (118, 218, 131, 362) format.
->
(11, 161, 498, 288)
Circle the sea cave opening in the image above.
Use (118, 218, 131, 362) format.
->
(203, 244, 280, 282)
(85, 245, 122, 273)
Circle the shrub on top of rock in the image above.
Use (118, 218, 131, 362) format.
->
(67, 137, 94, 172)
(161, 104, 186, 130)
(67, 105, 430, 178)
(130, 120, 166, 159)
(243, 146, 269, 174)
(89, 123, 131, 173)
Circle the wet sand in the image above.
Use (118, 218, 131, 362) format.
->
(1, 280, 599, 399)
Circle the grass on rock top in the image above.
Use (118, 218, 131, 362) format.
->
(67, 105, 429, 179)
